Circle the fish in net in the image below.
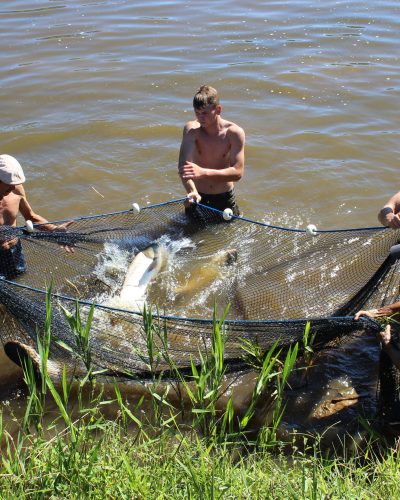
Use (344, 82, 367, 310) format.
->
(0, 198, 399, 381)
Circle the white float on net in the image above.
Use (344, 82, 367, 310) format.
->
(132, 203, 140, 214)
(25, 220, 34, 232)
(306, 223, 318, 236)
(223, 208, 233, 221)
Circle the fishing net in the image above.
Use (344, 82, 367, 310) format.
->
(0, 198, 399, 380)
(376, 323, 400, 427)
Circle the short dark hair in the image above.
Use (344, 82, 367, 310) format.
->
(193, 85, 219, 109)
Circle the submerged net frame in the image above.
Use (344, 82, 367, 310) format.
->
(0, 198, 399, 380)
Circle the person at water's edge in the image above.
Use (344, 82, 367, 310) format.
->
(0, 154, 73, 279)
(365, 191, 400, 368)
(178, 85, 245, 220)
(356, 304, 400, 430)
(355, 304, 400, 370)
(356, 196, 400, 429)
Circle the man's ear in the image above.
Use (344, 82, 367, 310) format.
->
(216, 104, 222, 115)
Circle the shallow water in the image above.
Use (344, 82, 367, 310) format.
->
(1, 0, 400, 436)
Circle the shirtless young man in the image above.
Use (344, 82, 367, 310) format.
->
(178, 85, 245, 217)
(0, 154, 72, 278)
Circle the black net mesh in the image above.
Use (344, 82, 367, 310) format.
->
(0, 199, 399, 379)
(376, 325, 400, 426)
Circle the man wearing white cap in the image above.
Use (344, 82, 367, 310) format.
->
(0, 154, 72, 278)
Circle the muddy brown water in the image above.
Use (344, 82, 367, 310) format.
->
(1, 0, 400, 441)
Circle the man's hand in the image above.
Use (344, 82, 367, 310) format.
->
(354, 309, 379, 320)
(56, 220, 74, 232)
(378, 206, 400, 229)
(355, 311, 392, 349)
(378, 324, 392, 347)
(184, 191, 202, 208)
(179, 161, 204, 181)
(383, 212, 400, 229)
(53, 220, 75, 253)
(355, 304, 400, 320)
(0, 238, 18, 251)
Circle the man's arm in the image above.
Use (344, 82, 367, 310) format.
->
(178, 124, 201, 202)
(378, 191, 400, 228)
(17, 186, 59, 230)
(179, 126, 245, 183)
(379, 325, 400, 370)
(355, 312, 400, 369)
(355, 301, 400, 320)
(17, 186, 74, 251)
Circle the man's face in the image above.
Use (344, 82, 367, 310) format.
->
(0, 181, 15, 198)
(194, 104, 221, 127)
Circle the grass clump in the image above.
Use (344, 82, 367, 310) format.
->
(1, 424, 400, 498)
(1, 294, 399, 498)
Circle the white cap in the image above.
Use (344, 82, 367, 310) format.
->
(0, 155, 26, 185)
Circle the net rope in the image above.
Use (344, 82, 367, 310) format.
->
(0, 198, 399, 379)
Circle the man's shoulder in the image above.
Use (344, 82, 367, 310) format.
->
(12, 185, 25, 196)
(183, 120, 200, 134)
(225, 120, 245, 141)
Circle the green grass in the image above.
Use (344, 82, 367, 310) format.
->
(1, 296, 400, 498)
(1, 426, 400, 499)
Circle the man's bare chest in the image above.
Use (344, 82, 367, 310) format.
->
(194, 135, 231, 163)
(0, 197, 20, 226)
